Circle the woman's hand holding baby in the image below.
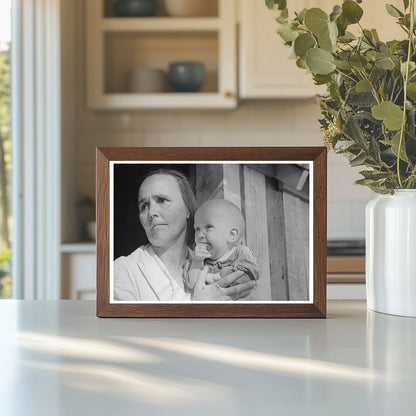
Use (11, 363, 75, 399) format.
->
(192, 267, 256, 301)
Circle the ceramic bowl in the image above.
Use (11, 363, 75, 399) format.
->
(164, 0, 217, 17)
(168, 62, 205, 92)
(128, 68, 167, 93)
(114, 0, 158, 17)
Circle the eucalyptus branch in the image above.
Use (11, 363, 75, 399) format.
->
(334, 68, 359, 84)
(397, 0, 415, 188)
(390, 79, 398, 101)
(358, 69, 381, 104)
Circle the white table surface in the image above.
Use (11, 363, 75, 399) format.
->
(1, 300, 415, 416)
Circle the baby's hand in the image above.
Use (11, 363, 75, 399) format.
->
(195, 243, 212, 261)
(205, 272, 221, 285)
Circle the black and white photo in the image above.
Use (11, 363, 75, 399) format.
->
(111, 162, 312, 303)
(96, 147, 326, 317)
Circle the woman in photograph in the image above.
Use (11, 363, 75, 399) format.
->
(114, 169, 256, 302)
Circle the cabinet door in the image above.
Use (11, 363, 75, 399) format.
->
(239, 0, 326, 99)
(238, 0, 403, 99)
(62, 253, 96, 300)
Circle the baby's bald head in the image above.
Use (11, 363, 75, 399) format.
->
(195, 199, 245, 244)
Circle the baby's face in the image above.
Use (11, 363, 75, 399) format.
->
(194, 206, 232, 260)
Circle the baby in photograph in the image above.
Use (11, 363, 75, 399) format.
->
(186, 199, 260, 292)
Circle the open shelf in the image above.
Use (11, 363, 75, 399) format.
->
(101, 17, 221, 31)
(86, 0, 236, 109)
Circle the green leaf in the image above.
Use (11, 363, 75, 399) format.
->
(350, 54, 368, 70)
(342, 0, 364, 24)
(375, 56, 395, 70)
(356, 79, 372, 92)
(385, 4, 404, 18)
(296, 8, 307, 23)
(407, 82, 416, 99)
(329, 5, 342, 22)
(266, 0, 287, 11)
(369, 136, 382, 163)
(328, 21, 338, 44)
(401, 61, 416, 76)
(294, 33, 316, 58)
(372, 101, 404, 131)
(296, 57, 308, 69)
(339, 31, 356, 43)
(276, 14, 288, 24)
(355, 178, 377, 186)
(388, 132, 409, 162)
(318, 27, 334, 52)
(360, 170, 391, 180)
(334, 139, 355, 151)
(344, 114, 367, 147)
(277, 23, 299, 43)
(348, 92, 377, 107)
(336, 15, 348, 36)
(313, 74, 332, 85)
(403, 0, 410, 10)
(304, 8, 329, 35)
(333, 60, 353, 70)
(363, 29, 376, 46)
(350, 152, 368, 167)
(306, 48, 336, 75)
(371, 29, 380, 43)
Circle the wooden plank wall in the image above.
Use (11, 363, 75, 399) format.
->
(266, 179, 289, 300)
(194, 164, 310, 301)
(242, 166, 272, 300)
(283, 193, 309, 300)
(195, 164, 224, 206)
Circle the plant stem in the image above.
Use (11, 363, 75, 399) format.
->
(334, 68, 358, 84)
(397, 0, 415, 188)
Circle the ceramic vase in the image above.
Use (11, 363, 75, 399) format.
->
(366, 189, 416, 317)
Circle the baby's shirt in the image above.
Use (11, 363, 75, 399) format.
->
(204, 245, 260, 281)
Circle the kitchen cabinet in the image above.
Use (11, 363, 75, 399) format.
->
(61, 245, 96, 300)
(86, 0, 237, 109)
(238, 0, 404, 99)
(238, 0, 325, 99)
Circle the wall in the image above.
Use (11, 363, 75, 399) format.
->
(61, 0, 374, 243)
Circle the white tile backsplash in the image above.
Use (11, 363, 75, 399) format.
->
(74, 100, 371, 240)
(328, 199, 369, 240)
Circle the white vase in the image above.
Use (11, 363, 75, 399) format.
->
(366, 189, 416, 317)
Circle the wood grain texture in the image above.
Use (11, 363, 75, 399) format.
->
(284, 192, 309, 301)
(313, 148, 327, 317)
(266, 182, 289, 300)
(96, 148, 110, 317)
(95, 147, 327, 318)
(243, 166, 271, 300)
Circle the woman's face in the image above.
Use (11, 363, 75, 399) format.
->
(138, 174, 189, 250)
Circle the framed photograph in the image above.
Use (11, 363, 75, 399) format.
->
(96, 147, 327, 318)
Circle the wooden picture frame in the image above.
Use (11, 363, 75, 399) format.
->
(96, 147, 327, 318)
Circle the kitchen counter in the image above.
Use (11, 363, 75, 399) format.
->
(1, 300, 415, 415)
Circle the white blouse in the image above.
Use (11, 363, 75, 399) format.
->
(113, 244, 191, 302)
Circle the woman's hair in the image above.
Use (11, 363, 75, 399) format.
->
(138, 169, 197, 246)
